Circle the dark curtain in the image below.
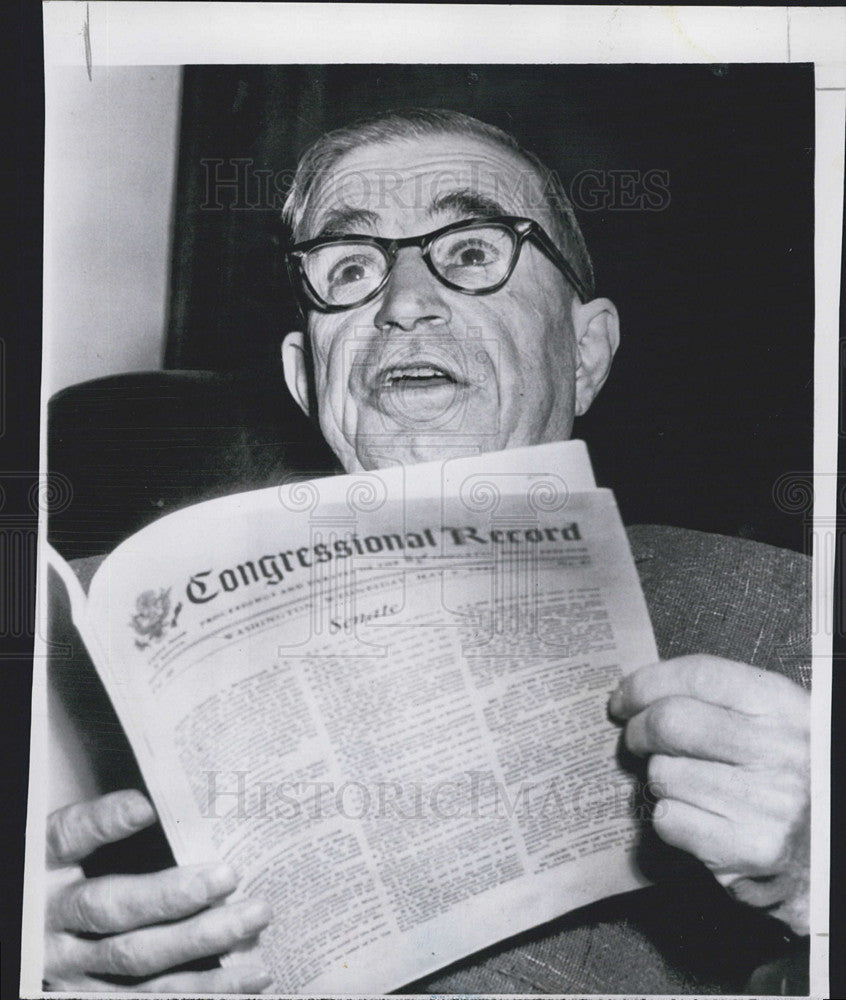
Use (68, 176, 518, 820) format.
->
(165, 65, 814, 553)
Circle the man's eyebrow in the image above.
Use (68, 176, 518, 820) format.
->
(427, 190, 509, 220)
(312, 207, 380, 238)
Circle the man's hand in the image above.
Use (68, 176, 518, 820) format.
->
(45, 790, 274, 993)
(609, 655, 810, 935)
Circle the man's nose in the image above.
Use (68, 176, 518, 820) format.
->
(373, 248, 452, 332)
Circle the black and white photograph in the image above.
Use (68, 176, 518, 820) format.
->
(16, 5, 843, 998)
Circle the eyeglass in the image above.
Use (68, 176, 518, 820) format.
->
(285, 215, 589, 313)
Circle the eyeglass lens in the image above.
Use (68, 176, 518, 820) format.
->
(302, 223, 519, 307)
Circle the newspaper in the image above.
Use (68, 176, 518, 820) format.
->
(47, 441, 658, 993)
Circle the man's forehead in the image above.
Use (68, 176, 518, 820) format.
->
(302, 133, 550, 236)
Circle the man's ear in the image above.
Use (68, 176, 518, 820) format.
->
(570, 297, 620, 417)
(281, 330, 311, 417)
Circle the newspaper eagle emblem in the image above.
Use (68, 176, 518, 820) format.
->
(131, 588, 182, 649)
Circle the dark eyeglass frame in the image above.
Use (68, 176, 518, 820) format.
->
(285, 215, 590, 313)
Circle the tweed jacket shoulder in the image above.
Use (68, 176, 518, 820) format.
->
(53, 524, 812, 995)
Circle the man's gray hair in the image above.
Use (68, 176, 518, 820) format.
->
(281, 108, 595, 299)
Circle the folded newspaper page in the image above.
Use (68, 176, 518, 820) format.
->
(47, 440, 658, 993)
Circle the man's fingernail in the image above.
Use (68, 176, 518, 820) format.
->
(237, 967, 273, 991)
(204, 863, 238, 896)
(608, 687, 624, 716)
(239, 898, 273, 931)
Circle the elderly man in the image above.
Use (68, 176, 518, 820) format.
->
(44, 109, 810, 994)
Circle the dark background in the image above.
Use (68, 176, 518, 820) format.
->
(165, 64, 815, 553)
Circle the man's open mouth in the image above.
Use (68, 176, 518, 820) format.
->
(378, 364, 464, 389)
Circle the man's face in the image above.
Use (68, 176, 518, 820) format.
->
(287, 133, 592, 472)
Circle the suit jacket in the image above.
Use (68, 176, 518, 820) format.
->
(50, 523, 811, 995)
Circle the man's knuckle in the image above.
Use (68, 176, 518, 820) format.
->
(103, 932, 164, 977)
(127, 877, 178, 925)
(191, 918, 224, 955)
(155, 885, 188, 921)
(170, 871, 211, 913)
(68, 884, 107, 933)
(115, 790, 148, 827)
(89, 802, 119, 844)
(100, 934, 143, 975)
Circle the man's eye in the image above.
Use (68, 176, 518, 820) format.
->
(327, 255, 378, 286)
(446, 239, 499, 268)
(457, 246, 490, 266)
